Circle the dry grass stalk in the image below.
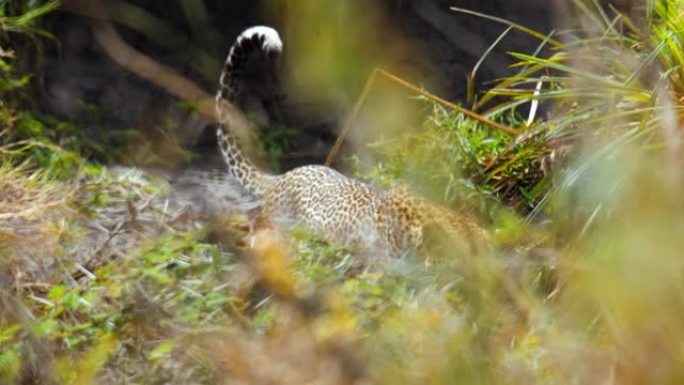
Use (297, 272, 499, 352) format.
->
(325, 68, 518, 166)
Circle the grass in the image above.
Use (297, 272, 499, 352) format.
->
(3, 0, 684, 384)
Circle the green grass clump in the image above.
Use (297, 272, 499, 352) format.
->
(360, 101, 548, 213)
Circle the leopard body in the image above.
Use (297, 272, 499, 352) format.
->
(216, 26, 487, 257)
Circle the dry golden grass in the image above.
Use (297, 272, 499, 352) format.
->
(0, 164, 74, 260)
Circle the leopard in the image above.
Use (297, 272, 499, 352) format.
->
(215, 26, 488, 258)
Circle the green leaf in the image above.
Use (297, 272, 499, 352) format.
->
(0, 324, 22, 345)
(48, 284, 66, 302)
(148, 339, 177, 361)
(33, 318, 59, 338)
(0, 347, 21, 382)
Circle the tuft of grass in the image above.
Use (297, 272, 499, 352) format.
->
(0, 1, 60, 37)
(357, 99, 548, 213)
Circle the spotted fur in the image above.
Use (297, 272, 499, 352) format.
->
(217, 26, 488, 257)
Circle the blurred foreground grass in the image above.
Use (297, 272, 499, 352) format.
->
(2, 0, 684, 384)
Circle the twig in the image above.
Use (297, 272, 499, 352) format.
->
(72, 220, 127, 282)
(325, 68, 519, 166)
(324, 69, 379, 166)
(74, 263, 97, 280)
(62, 0, 212, 110)
(60, 0, 271, 149)
(378, 69, 518, 135)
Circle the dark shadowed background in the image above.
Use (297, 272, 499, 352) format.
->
(41, 0, 634, 169)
